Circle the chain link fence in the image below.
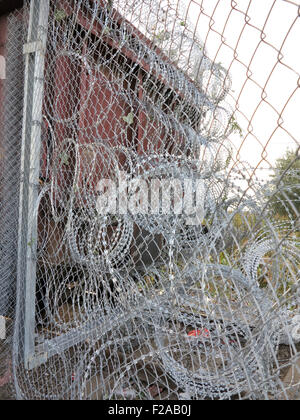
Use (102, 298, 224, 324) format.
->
(0, 0, 299, 400)
(0, 4, 26, 400)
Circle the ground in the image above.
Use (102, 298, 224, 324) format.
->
(0, 340, 299, 400)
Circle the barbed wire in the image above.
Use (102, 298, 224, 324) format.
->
(0, 0, 299, 400)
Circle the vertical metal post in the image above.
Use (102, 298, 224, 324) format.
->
(16, 0, 50, 370)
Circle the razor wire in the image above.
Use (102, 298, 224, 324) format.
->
(0, 0, 299, 400)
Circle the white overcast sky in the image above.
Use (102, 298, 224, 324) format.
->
(185, 0, 300, 172)
(119, 0, 299, 175)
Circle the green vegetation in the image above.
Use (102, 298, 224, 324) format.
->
(54, 9, 67, 22)
(122, 112, 134, 126)
(228, 115, 243, 138)
(268, 149, 300, 219)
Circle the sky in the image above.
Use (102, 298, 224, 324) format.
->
(185, 0, 300, 173)
(119, 0, 300, 178)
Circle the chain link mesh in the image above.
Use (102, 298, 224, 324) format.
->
(0, 0, 299, 400)
(0, 5, 26, 399)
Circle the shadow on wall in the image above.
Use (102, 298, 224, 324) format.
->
(0, 1, 23, 17)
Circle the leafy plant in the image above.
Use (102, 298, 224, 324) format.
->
(229, 115, 243, 138)
(268, 149, 300, 218)
(54, 9, 67, 22)
(122, 112, 134, 126)
(59, 152, 70, 166)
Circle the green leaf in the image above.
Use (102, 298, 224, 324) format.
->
(122, 112, 134, 126)
(154, 31, 170, 42)
(60, 152, 70, 166)
(229, 116, 243, 137)
(54, 9, 67, 22)
(28, 239, 35, 248)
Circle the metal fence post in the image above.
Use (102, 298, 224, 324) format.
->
(16, 0, 50, 370)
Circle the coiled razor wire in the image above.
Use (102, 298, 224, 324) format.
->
(0, 0, 299, 401)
